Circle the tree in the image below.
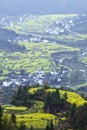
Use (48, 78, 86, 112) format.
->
(18, 122, 26, 130)
(2, 115, 12, 130)
(46, 122, 50, 130)
(0, 106, 3, 129)
(11, 113, 16, 127)
(69, 103, 87, 129)
(63, 93, 68, 102)
(50, 120, 54, 130)
(45, 120, 54, 130)
(69, 103, 76, 118)
(43, 82, 50, 89)
(30, 125, 34, 130)
(16, 86, 22, 100)
(55, 88, 60, 100)
(46, 124, 50, 130)
(44, 92, 51, 112)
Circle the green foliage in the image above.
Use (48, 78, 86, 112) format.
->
(0, 84, 87, 130)
(11, 113, 17, 127)
(0, 106, 17, 130)
(44, 88, 68, 113)
(1, 84, 87, 130)
(43, 82, 51, 90)
(11, 86, 32, 107)
(2, 115, 12, 130)
(69, 103, 77, 118)
(0, 106, 3, 129)
(16, 113, 57, 129)
(30, 125, 34, 130)
(46, 88, 86, 106)
(69, 103, 87, 129)
(18, 122, 26, 130)
(45, 120, 54, 130)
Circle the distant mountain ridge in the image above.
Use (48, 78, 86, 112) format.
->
(0, 0, 87, 15)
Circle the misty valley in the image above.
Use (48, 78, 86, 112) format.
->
(0, 14, 87, 90)
(0, 13, 87, 130)
(0, 14, 87, 99)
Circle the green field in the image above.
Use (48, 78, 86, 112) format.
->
(3, 106, 57, 129)
(0, 41, 79, 79)
(3, 105, 27, 113)
(81, 56, 87, 64)
(1, 14, 87, 82)
(51, 33, 87, 42)
(16, 113, 57, 129)
(7, 14, 77, 34)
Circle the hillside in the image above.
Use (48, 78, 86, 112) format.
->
(0, 85, 87, 130)
(29, 87, 86, 106)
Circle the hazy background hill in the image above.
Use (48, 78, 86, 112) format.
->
(0, 0, 87, 15)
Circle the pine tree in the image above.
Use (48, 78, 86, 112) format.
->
(63, 93, 68, 101)
(0, 106, 3, 129)
(50, 120, 54, 130)
(30, 125, 34, 130)
(2, 115, 12, 130)
(11, 113, 17, 127)
(18, 122, 26, 130)
(69, 103, 76, 117)
(45, 121, 50, 130)
(55, 88, 60, 100)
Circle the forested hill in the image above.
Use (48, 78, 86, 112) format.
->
(0, 0, 87, 15)
(0, 85, 87, 130)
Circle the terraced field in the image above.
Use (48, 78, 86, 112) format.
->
(0, 14, 87, 91)
(3, 104, 57, 129)
(47, 89, 87, 106)
(0, 41, 79, 78)
(29, 87, 87, 106)
(7, 14, 76, 34)
(3, 86, 87, 129)
(16, 113, 57, 129)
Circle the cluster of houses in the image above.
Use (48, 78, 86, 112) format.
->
(0, 67, 70, 104)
